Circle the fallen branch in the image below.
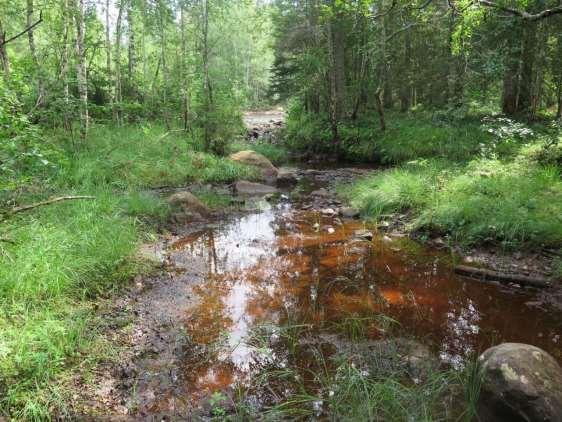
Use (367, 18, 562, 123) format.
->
(4, 196, 95, 217)
(454, 265, 552, 288)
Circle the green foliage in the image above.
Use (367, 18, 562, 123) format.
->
(284, 105, 519, 163)
(57, 124, 257, 190)
(0, 85, 62, 195)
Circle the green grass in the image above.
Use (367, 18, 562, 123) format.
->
(348, 155, 562, 249)
(230, 323, 479, 421)
(0, 123, 259, 420)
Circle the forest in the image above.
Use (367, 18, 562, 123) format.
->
(0, 0, 561, 419)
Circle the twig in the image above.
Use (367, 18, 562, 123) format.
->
(0, 10, 43, 46)
(4, 196, 95, 216)
(476, 0, 562, 21)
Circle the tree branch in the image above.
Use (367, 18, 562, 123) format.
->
(3, 196, 95, 218)
(477, 0, 562, 21)
(0, 10, 43, 46)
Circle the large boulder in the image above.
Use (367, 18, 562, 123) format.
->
(477, 343, 562, 422)
(234, 181, 278, 196)
(167, 191, 210, 223)
(229, 150, 278, 182)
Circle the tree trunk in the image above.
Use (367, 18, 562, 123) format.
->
(74, 0, 88, 139)
(127, 2, 136, 97)
(556, 73, 562, 120)
(61, 0, 70, 130)
(375, 87, 386, 131)
(518, 21, 538, 118)
(180, 5, 190, 132)
(105, 0, 114, 121)
(501, 56, 520, 115)
(26, 0, 44, 107)
(328, 8, 345, 153)
(202, 0, 213, 150)
(399, 23, 412, 112)
(114, 0, 125, 125)
(158, 0, 170, 130)
(0, 21, 10, 81)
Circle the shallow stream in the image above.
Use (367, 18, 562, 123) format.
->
(159, 171, 561, 413)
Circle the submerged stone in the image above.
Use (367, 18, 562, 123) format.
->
(234, 180, 278, 196)
(478, 343, 562, 422)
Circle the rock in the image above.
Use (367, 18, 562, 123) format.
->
(277, 167, 298, 187)
(167, 191, 210, 216)
(320, 208, 336, 217)
(401, 340, 436, 382)
(170, 211, 203, 224)
(234, 180, 278, 196)
(340, 207, 360, 218)
(229, 150, 278, 182)
(310, 188, 330, 197)
(477, 343, 562, 422)
(354, 229, 373, 241)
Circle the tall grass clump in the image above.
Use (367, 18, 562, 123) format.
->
(349, 154, 562, 249)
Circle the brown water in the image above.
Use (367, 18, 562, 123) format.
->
(166, 186, 561, 406)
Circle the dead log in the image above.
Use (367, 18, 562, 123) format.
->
(454, 265, 552, 288)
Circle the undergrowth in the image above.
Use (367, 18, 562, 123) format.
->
(0, 123, 257, 420)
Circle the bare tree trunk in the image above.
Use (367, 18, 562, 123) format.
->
(180, 5, 190, 132)
(105, 0, 115, 122)
(26, 0, 44, 107)
(74, 0, 88, 139)
(202, 0, 213, 150)
(114, 0, 125, 125)
(127, 2, 136, 98)
(328, 9, 345, 153)
(502, 56, 520, 115)
(61, 0, 71, 130)
(556, 75, 562, 120)
(399, 20, 412, 112)
(158, 0, 170, 129)
(518, 20, 538, 118)
(0, 20, 10, 81)
(375, 87, 386, 131)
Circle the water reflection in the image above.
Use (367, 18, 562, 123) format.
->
(170, 200, 561, 400)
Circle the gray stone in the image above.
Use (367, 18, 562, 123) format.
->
(354, 229, 373, 241)
(320, 208, 336, 216)
(311, 188, 330, 197)
(167, 191, 210, 216)
(234, 180, 278, 196)
(340, 207, 360, 218)
(277, 167, 298, 187)
(478, 343, 562, 422)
